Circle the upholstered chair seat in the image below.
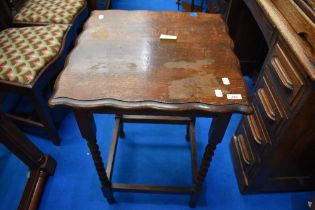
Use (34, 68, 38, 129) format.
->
(0, 24, 68, 85)
(13, 0, 85, 24)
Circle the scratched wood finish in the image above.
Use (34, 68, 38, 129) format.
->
(50, 11, 250, 115)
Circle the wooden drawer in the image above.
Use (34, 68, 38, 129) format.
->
(243, 104, 271, 156)
(253, 71, 287, 138)
(233, 123, 257, 177)
(244, 0, 275, 45)
(268, 42, 306, 110)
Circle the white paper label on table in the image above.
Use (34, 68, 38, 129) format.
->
(215, 89, 223, 97)
(222, 77, 230, 85)
(98, 15, 104, 20)
(227, 94, 242, 100)
(160, 34, 177, 40)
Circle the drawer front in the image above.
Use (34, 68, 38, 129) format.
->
(244, 0, 274, 45)
(233, 123, 257, 177)
(268, 42, 306, 110)
(243, 104, 271, 156)
(253, 72, 287, 138)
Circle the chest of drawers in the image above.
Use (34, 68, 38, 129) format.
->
(228, 0, 315, 193)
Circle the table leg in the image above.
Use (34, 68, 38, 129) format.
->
(186, 124, 190, 141)
(189, 114, 231, 207)
(73, 110, 115, 203)
(116, 115, 125, 138)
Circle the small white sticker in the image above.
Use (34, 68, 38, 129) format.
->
(308, 201, 312, 208)
(26, 171, 30, 178)
(222, 77, 230, 85)
(227, 94, 242, 100)
(98, 15, 104, 20)
(160, 34, 177, 40)
(215, 89, 223, 97)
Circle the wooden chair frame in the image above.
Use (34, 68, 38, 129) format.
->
(0, 0, 89, 145)
(0, 26, 74, 145)
(0, 112, 57, 210)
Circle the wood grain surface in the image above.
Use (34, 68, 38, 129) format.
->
(50, 10, 250, 115)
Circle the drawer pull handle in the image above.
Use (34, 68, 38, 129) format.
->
(236, 134, 253, 165)
(271, 57, 294, 91)
(257, 88, 276, 121)
(247, 115, 262, 145)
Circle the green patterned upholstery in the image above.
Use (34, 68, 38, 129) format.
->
(0, 24, 68, 85)
(14, 0, 85, 24)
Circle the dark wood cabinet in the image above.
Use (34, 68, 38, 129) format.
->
(226, 0, 269, 77)
(228, 0, 315, 193)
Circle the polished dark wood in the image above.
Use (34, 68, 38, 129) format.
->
(189, 118, 198, 183)
(50, 11, 250, 115)
(228, 0, 315, 193)
(190, 114, 231, 207)
(73, 110, 115, 203)
(226, 0, 269, 77)
(50, 11, 251, 206)
(0, 112, 56, 210)
(120, 115, 192, 124)
(106, 116, 120, 179)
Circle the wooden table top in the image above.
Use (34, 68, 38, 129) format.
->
(50, 10, 251, 115)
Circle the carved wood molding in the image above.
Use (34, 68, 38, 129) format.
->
(49, 97, 252, 115)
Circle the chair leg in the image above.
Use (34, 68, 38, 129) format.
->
(0, 91, 4, 111)
(30, 91, 61, 145)
(0, 112, 57, 210)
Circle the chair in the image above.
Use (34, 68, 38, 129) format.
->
(12, 0, 89, 35)
(9, 0, 89, 52)
(0, 0, 88, 145)
(0, 111, 56, 209)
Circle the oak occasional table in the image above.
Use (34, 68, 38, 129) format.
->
(49, 10, 251, 207)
